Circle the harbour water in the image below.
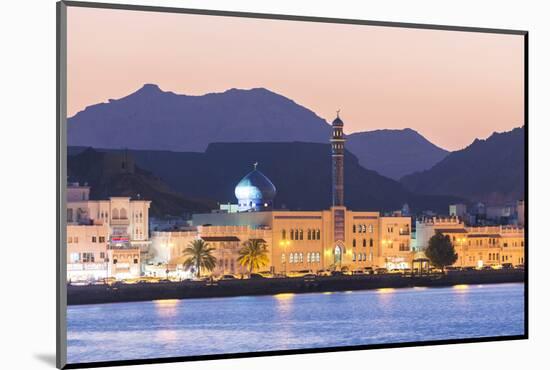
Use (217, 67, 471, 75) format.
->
(67, 283, 524, 364)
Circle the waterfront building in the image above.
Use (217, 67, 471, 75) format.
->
(67, 224, 109, 281)
(149, 225, 273, 277)
(66, 183, 151, 279)
(416, 216, 525, 268)
(415, 216, 464, 251)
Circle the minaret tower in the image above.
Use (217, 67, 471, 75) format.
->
(331, 110, 345, 207)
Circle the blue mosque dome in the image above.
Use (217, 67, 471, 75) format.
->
(235, 163, 277, 212)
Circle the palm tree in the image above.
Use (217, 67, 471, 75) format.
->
(237, 239, 269, 274)
(181, 239, 217, 278)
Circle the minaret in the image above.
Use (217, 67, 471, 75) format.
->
(331, 110, 345, 207)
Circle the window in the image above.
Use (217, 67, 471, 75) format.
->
(290, 229, 294, 240)
(92, 236, 97, 243)
(112, 208, 119, 219)
(307, 229, 312, 240)
(369, 238, 374, 247)
(100, 252, 105, 259)
(290, 253, 294, 263)
(353, 225, 356, 233)
(82, 253, 94, 263)
(99, 236, 105, 243)
(68, 237, 73, 243)
(120, 208, 127, 219)
(352, 239, 356, 247)
(282, 229, 286, 240)
(307, 253, 311, 263)
(299, 229, 304, 240)
(299, 253, 304, 263)
(368, 224, 374, 233)
(281, 253, 286, 263)
(133, 258, 138, 264)
(316, 229, 321, 240)
(362, 239, 366, 247)
(67, 208, 73, 222)
(69, 253, 80, 263)
(73, 237, 79, 243)
(352, 253, 356, 261)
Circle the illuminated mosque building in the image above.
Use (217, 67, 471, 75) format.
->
(151, 112, 523, 276)
(151, 112, 413, 275)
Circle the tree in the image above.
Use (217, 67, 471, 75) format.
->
(181, 239, 217, 278)
(237, 239, 269, 274)
(425, 232, 458, 271)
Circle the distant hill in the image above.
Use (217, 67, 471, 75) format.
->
(400, 127, 525, 204)
(346, 128, 449, 179)
(68, 84, 449, 179)
(67, 148, 216, 217)
(70, 142, 462, 214)
(68, 84, 332, 152)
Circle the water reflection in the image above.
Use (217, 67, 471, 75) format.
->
(154, 299, 179, 319)
(68, 284, 524, 364)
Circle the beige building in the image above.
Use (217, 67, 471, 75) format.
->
(66, 183, 151, 280)
(67, 224, 109, 281)
(416, 216, 525, 268)
(150, 207, 412, 276)
(150, 225, 273, 277)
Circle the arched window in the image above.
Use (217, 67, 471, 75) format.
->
(362, 239, 366, 247)
(368, 224, 374, 233)
(112, 208, 119, 219)
(289, 253, 294, 263)
(316, 229, 321, 240)
(307, 229, 312, 240)
(290, 229, 294, 240)
(120, 208, 127, 219)
(369, 238, 374, 247)
(299, 229, 304, 240)
(281, 253, 286, 263)
(282, 229, 286, 240)
(352, 239, 356, 247)
(352, 253, 356, 261)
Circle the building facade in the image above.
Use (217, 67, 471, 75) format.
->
(416, 216, 525, 268)
(66, 183, 151, 280)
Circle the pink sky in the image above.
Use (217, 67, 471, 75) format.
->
(67, 7, 524, 151)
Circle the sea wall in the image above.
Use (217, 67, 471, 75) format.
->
(67, 270, 524, 305)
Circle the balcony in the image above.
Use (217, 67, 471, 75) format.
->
(110, 218, 130, 225)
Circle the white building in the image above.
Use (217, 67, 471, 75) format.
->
(449, 204, 467, 218)
(66, 183, 151, 280)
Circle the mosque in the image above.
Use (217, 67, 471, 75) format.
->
(150, 113, 413, 276)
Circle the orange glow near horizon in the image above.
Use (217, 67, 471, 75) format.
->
(67, 7, 524, 151)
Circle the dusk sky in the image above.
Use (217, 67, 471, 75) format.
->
(67, 7, 524, 151)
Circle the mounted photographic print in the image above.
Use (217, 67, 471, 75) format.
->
(56, 1, 528, 368)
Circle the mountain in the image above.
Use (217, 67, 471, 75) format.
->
(67, 148, 216, 217)
(346, 129, 449, 179)
(68, 84, 332, 152)
(68, 84, 448, 179)
(400, 127, 525, 204)
(70, 142, 462, 214)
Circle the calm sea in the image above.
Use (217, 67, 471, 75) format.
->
(67, 283, 524, 364)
